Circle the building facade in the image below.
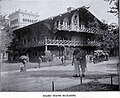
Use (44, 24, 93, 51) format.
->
(9, 9, 40, 31)
(9, 7, 104, 62)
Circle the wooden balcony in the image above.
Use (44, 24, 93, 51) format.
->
(17, 40, 45, 48)
(83, 41, 101, 46)
(18, 39, 100, 49)
(56, 24, 98, 34)
(46, 39, 82, 46)
(38, 39, 100, 47)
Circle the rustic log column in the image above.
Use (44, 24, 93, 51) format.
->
(45, 37, 48, 52)
(45, 45, 48, 52)
(117, 49, 120, 90)
(118, 17, 120, 90)
(118, 62, 120, 90)
(63, 39, 66, 64)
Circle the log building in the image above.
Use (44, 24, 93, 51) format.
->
(8, 7, 104, 62)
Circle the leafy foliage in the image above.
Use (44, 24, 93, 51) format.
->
(104, 0, 119, 17)
(99, 22, 119, 56)
(103, 0, 119, 56)
(0, 14, 13, 52)
(44, 50, 53, 62)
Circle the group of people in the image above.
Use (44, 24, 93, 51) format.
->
(19, 48, 87, 77)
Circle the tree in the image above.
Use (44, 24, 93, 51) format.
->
(104, 0, 119, 89)
(0, 14, 13, 61)
(44, 50, 53, 62)
(104, 0, 119, 17)
(100, 22, 119, 56)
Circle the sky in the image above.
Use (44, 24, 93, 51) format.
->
(0, 0, 118, 24)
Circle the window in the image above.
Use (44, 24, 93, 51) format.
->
(23, 18, 25, 21)
(28, 39, 30, 42)
(23, 18, 28, 22)
(23, 39, 26, 44)
(35, 52, 37, 56)
(71, 13, 79, 27)
(10, 19, 18, 25)
(55, 21, 60, 27)
(73, 15, 78, 25)
(63, 18, 69, 26)
(32, 37, 37, 42)
(57, 21, 59, 26)
(23, 18, 36, 22)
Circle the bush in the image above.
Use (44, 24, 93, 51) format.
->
(44, 50, 53, 62)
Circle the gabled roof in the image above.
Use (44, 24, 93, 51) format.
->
(14, 6, 103, 32)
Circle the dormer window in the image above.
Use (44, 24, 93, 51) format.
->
(73, 15, 78, 25)
(71, 13, 79, 26)
(63, 18, 69, 26)
(54, 21, 61, 28)
(56, 21, 59, 27)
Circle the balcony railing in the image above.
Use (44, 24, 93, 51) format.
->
(17, 40, 45, 48)
(18, 39, 100, 48)
(46, 39, 82, 46)
(37, 39, 100, 47)
(83, 41, 101, 46)
(56, 24, 98, 34)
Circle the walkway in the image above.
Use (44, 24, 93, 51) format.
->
(1, 58, 119, 91)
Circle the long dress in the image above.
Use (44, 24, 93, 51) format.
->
(38, 57, 42, 68)
(79, 52, 87, 75)
(73, 56, 80, 76)
(75, 50, 87, 75)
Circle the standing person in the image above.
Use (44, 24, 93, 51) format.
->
(38, 56, 42, 68)
(104, 51, 109, 61)
(78, 49, 87, 77)
(72, 48, 87, 77)
(19, 55, 29, 72)
(22, 59, 27, 72)
(20, 63, 24, 72)
(93, 52, 98, 63)
(72, 48, 81, 77)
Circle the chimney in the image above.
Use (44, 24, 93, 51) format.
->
(67, 7, 75, 12)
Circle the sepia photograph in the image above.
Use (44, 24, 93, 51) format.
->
(0, 0, 119, 95)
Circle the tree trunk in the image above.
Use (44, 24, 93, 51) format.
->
(117, 59, 120, 91)
(118, 62, 120, 91)
(0, 53, 2, 91)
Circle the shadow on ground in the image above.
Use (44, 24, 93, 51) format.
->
(57, 81, 119, 91)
